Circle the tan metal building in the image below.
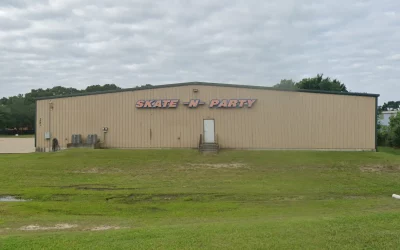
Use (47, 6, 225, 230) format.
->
(35, 82, 379, 151)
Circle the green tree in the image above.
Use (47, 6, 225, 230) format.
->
(0, 105, 12, 128)
(24, 87, 81, 105)
(296, 74, 348, 92)
(377, 109, 390, 146)
(273, 79, 297, 90)
(85, 84, 121, 93)
(7, 96, 34, 129)
(381, 101, 400, 111)
(388, 112, 400, 148)
(1, 97, 8, 105)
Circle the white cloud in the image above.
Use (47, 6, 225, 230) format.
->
(0, 0, 399, 104)
(387, 54, 400, 61)
(377, 65, 392, 70)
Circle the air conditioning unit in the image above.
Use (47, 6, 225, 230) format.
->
(86, 134, 98, 145)
(71, 134, 82, 144)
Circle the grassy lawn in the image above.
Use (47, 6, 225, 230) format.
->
(1, 147, 400, 249)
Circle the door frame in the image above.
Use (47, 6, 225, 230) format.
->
(203, 119, 215, 143)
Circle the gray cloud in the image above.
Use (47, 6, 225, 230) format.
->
(0, 0, 399, 104)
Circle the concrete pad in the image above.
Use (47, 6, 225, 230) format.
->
(0, 138, 35, 154)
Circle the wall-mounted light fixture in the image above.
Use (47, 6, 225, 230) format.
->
(193, 89, 198, 93)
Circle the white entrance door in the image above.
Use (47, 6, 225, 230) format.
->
(203, 119, 215, 143)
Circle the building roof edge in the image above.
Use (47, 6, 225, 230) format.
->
(35, 81, 380, 100)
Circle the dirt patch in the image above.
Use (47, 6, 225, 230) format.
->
(72, 167, 122, 174)
(19, 224, 77, 231)
(360, 165, 400, 173)
(343, 195, 368, 200)
(90, 226, 126, 231)
(181, 163, 249, 170)
(0, 196, 30, 202)
(0, 228, 10, 233)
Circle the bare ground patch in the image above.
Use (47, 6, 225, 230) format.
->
(0, 228, 10, 233)
(89, 226, 128, 231)
(71, 167, 123, 174)
(180, 163, 249, 170)
(19, 224, 78, 231)
(360, 165, 400, 173)
(0, 196, 29, 202)
(16, 224, 128, 232)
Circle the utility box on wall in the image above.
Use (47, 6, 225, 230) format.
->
(45, 132, 51, 140)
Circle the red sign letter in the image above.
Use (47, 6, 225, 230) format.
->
(228, 100, 238, 108)
(238, 100, 246, 108)
(162, 100, 171, 108)
(247, 99, 256, 108)
(218, 100, 228, 108)
(153, 100, 162, 108)
(209, 99, 220, 108)
(136, 100, 144, 108)
(169, 99, 179, 108)
(188, 99, 200, 108)
(144, 100, 153, 108)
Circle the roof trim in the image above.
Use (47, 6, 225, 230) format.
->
(35, 81, 380, 100)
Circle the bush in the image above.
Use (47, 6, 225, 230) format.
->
(388, 113, 400, 148)
(378, 125, 390, 146)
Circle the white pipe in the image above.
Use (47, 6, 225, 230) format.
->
(392, 194, 400, 199)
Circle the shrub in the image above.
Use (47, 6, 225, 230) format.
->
(378, 125, 390, 146)
(388, 112, 400, 148)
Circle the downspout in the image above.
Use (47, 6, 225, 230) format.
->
(49, 101, 52, 152)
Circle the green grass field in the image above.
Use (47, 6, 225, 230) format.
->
(1, 148, 400, 249)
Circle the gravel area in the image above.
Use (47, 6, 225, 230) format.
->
(0, 138, 35, 154)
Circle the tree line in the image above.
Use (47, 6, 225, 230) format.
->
(273, 74, 348, 92)
(0, 84, 122, 131)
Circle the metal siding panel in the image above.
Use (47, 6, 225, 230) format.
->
(118, 93, 124, 148)
(65, 98, 69, 147)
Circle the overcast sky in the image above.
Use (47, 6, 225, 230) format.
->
(0, 0, 399, 104)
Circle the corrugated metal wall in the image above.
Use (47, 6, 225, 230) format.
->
(36, 85, 376, 151)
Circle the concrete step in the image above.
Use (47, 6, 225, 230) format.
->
(200, 144, 219, 148)
(200, 146, 219, 149)
(199, 143, 220, 153)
